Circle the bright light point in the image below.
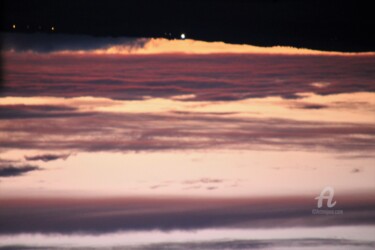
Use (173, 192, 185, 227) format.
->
(180, 33, 185, 39)
(311, 82, 330, 88)
(12, 24, 16, 29)
(51, 26, 55, 31)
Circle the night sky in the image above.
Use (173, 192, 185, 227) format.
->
(1, 0, 375, 52)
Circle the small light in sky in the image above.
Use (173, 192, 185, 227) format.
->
(180, 33, 186, 39)
(51, 26, 55, 31)
(12, 24, 16, 29)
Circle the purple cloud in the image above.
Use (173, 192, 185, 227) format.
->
(0, 194, 374, 233)
(2, 53, 374, 101)
(25, 153, 70, 162)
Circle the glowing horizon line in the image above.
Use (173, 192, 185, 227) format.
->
(4, 37, 375, 56)
(75, 38, 375, 55)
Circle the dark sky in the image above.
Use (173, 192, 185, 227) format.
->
(1, 0, 374, 52)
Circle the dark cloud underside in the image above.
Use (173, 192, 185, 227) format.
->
(24, 153, 70, 162)
(0, 195, 374, 234)
(0, 105, 91, 119)
(0, 164, 40, 177)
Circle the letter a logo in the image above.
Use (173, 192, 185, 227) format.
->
(315, 186, 337, 208)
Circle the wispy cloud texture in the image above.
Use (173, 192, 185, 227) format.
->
(0, 111, 374, 153)
(24, 153, 70, 162)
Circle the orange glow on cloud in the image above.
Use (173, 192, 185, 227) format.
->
(1, 92, 375, 123)
(65, 38, 375, 55)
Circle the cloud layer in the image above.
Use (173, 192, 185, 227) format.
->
(2, 52, 374, 101)
(0, 109, 374, 153)
(0, 195, 374, 234)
